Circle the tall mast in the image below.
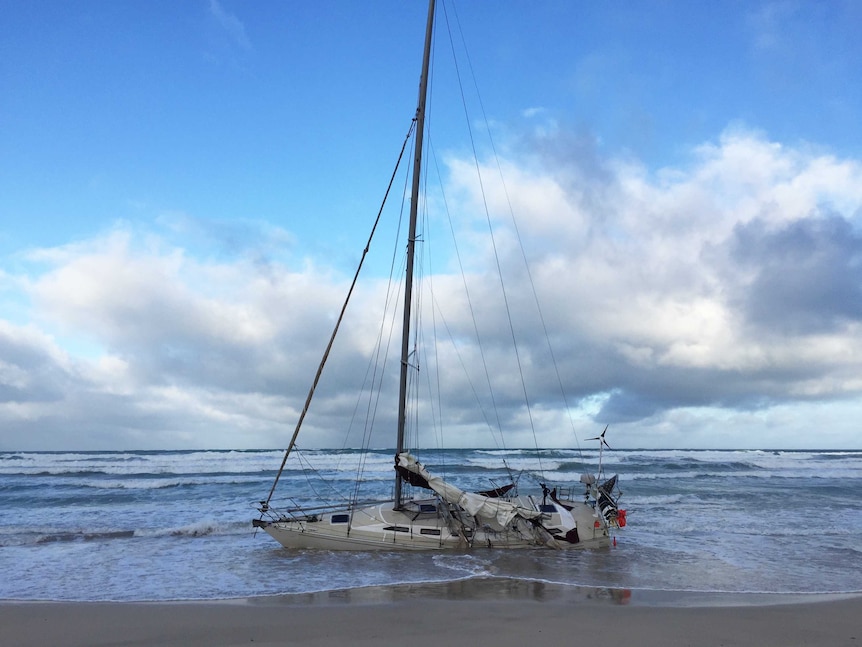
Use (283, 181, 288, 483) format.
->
(395, 0, 435, 508)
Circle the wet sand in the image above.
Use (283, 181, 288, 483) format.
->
(2, 580, 859, 647)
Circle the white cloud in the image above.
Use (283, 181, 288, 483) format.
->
(1, 127, 861, 450)
(437, 126, 862, 446)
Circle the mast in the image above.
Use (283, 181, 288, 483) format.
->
(395, 0, 435, 508)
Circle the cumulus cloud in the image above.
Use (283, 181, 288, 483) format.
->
(436, 126, 862, 445)
(3, 223, 381, 449)
(1, 126, 861, 450)
(723, 215, 862, 333)
(0, 321, 74, 404)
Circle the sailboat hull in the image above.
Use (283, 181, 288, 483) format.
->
(255, 498, 612, 551)
(254, 0, 627, 554)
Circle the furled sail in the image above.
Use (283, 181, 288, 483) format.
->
(396, 453, 541, 530)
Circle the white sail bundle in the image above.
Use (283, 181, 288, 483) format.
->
(396, 453, 542, 531)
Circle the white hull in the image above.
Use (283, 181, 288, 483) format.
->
(255, 497, 612, 551)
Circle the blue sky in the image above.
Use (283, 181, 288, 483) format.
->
(2, 0, 861, 450)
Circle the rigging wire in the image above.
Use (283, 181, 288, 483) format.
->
(261, 119, 417, 509)
(456, 7, 586, 460)
(265, 445, 357, 513)
(395, 38, 454, 483)
(413, 11, 450, 479)
(349, 141, 414, 505)
(405, 148, 427, 456)
(445, 0, 591, 465)
(427, 142, 507, 450)
(440, 0, 544, 476)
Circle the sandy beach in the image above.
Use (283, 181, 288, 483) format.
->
(2, 581, 859, 647)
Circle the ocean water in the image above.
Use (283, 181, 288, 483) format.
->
(1, 448, 860, 602)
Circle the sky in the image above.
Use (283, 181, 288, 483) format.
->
(2, 0, 861, 451)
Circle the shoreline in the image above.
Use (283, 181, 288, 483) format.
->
(242, 577, 862, 608)
(4, 576, 860, 608)
(2, 581, 860, 647)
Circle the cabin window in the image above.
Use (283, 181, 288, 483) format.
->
(419, 528, 441, 536)
(539, 504, 557, 513)
(419, 504, 436, 513)
(383, 525, 410, 533)
(331, 514, 350, 524)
